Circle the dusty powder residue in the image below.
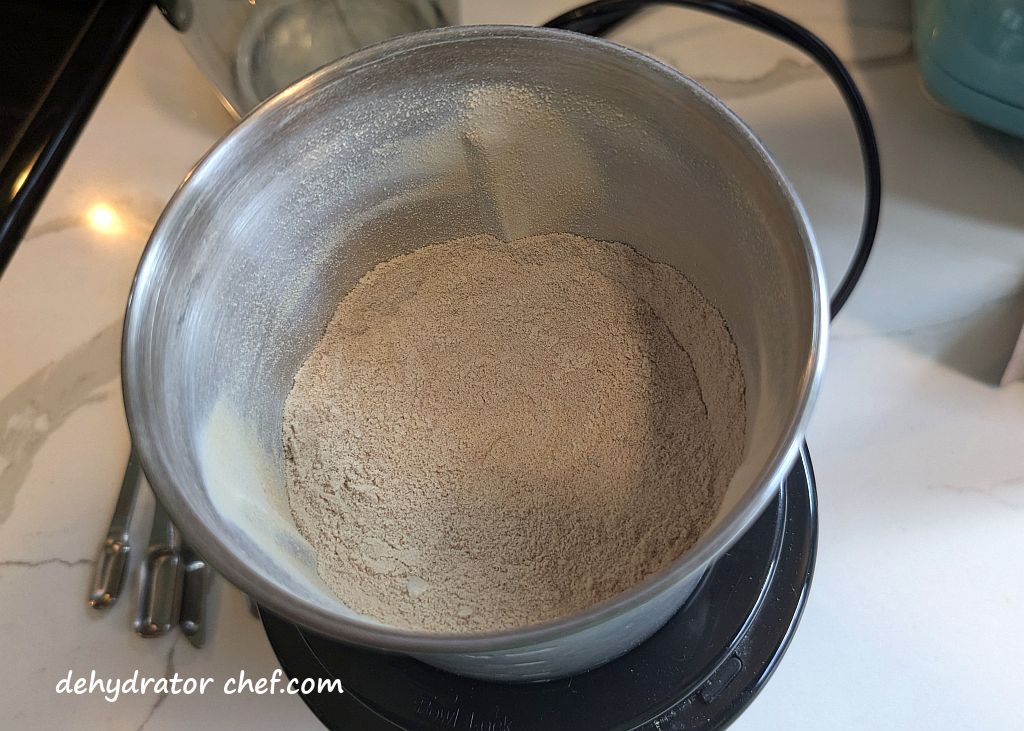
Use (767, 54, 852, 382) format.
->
(459, 84, 603, 239)
(283, 233, 745, 632)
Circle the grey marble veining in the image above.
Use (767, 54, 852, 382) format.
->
(692, 45, 914, 101)
(927, 478, 1024, 512)
(0, 557, 92, 569)
(0, 319, 121, 524)
(134, 639, 180, 731)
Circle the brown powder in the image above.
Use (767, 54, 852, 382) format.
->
(283, 233, 745, 632)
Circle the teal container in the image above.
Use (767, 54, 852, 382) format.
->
(914, 0, 1024, 137)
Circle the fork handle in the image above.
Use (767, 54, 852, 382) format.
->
(88, 450, 142, 609)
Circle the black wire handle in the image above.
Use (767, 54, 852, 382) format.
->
(545, 0, 882, 320)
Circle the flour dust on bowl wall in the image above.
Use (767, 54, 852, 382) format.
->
(122, 26, 826, 682)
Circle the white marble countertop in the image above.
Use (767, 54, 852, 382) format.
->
(2, 1, 1022, 729)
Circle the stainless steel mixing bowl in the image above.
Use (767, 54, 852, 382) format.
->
(123, 25, 827, 681)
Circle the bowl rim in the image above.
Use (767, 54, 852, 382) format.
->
(122, 23, 828, 654)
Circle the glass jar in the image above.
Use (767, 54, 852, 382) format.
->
(158, 0, 457, 118)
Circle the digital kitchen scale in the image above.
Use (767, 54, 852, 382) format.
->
(261, 445, 816, 730)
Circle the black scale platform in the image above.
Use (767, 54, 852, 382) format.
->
(261, 446, 816, 730)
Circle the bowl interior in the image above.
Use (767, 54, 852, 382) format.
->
(124, 27, 822, 645)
